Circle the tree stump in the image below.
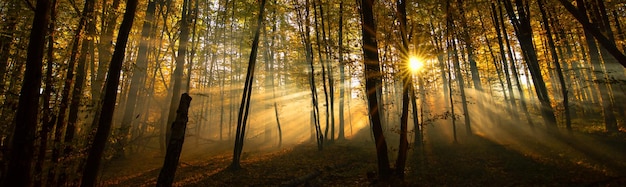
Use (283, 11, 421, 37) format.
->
(156, 93, 192, 187)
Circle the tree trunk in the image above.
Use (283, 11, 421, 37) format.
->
(359, 0, 391, 180)
(156, 93, 192, 187)
(80, 0, 138, 185)
(538, 0, 571, 130)
(4, 0, 51, 185)
(502, 0, 557, 127)
(395, 0, 410, 178)
(34, 1, 57, 185)
(338, 1, 345, 140)
(230, 0, 266, 170)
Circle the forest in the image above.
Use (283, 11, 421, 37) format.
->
(1, 0, 626, 186)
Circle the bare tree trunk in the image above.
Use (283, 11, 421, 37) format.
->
(34, 1, 57, 185)
(4, 0, 51, 185)
(230, 0, 266, 170)
(80, 0, 138, 185)
(49, 1, 92, 182)
(538, 0, 571, 130)
(395, 0, 410, 178)
(156, 94, 192, 187)
(447, 0, 471, 134)
(502, 0, 557, 127)
(359, 0, 391, 181)
(574, 0, 618, 132)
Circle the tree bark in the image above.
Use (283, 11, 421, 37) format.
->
(359, 0, 391, 180)
(538, 0, 571, 130)
(80, 0, 138, 185)
(502, 0, 557, 127)
(395, 0, 410, 178)
(231, 0, 266, 170)
(4, 0, 51, 185)
(156, 93, 192, 187)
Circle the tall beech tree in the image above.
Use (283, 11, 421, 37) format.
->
(4, 0, 51, 185)
(359, 0, 391, 181)
(80, 0, 138, 185)
(231, 0, 266, 170)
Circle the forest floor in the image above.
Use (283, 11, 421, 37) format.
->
(100, 125, 626, 186)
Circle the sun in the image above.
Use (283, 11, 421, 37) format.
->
(408, 56, 423, 72)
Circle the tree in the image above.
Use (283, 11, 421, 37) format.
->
(4, 0, 51, 185)
(537, 0, 571, 130)
(156, 93, 192, 187)
(502, 0, 557, 128)
(359, 0, 391, 181)
(395, 0, 410, 178)
(80, 0, 138, 185)
(231, 0, 266, 170)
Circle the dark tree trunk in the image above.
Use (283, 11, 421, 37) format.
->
(230, 0, 266, 170)
(156, 94, 192, 187)
(359, 0, 391, 180)
(491, 3, 516, 111)
(395, 0, 410, 178)
(4, 0, 51, 186)
(80, 0, 138, 185)
(312, 0, 330, 144)
(502, 0, 557, 127)
(498, 2, 533, 126)
(34, 2, 57, 185)
(538, 0, 571, 130)
(299, 0, 323, 150)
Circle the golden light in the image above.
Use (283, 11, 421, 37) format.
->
(408, 56, 423, 72)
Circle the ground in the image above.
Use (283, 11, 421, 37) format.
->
(100, 126, 626, 186)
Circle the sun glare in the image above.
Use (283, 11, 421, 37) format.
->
(408, 56, 423, 72)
